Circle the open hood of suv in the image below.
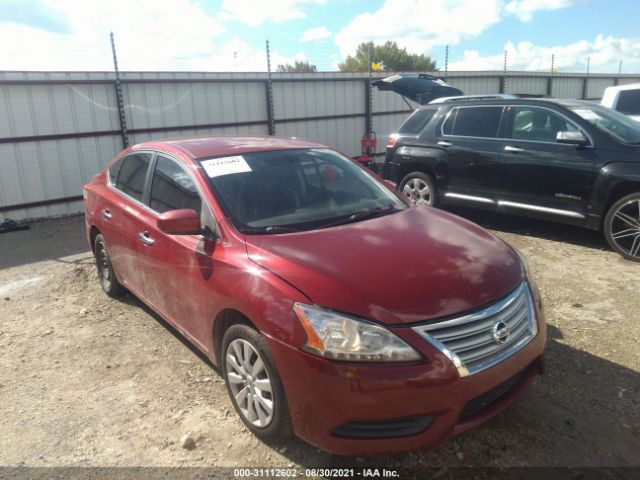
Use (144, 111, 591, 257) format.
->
(372, 74, 463, 105)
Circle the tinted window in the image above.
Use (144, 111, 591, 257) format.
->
(399, 108, 437, 134)
(508, 107, 578, 142)
(448, 107, 502, 138)
(441, 108, 456, 135)
(617, 90, 640, 115)
(149, 155, 202, 214)
(115, 153, 152, 201)
(108, 159, 121, 184)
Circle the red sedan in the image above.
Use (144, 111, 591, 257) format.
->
(83, 136, 545, 455)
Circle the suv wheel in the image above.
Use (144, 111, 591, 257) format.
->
(94, 234, 125, 297)
(222, 324, 291, 441)
(399, 172, 436, 206)
(604, 192, 640, 262)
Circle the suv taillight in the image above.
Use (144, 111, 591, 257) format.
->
(387, 134, 399, 149)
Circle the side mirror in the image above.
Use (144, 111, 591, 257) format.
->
(157, 209, 203, 235)
(556, 130, 588, 147)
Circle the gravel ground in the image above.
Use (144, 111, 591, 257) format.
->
(0, 210, 638, 474)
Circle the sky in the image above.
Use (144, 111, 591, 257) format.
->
(1, 0, 639, 73)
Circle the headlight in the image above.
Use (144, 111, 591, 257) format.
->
(293, 303, 421, 362)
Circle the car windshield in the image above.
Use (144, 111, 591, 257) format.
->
(570, 105, 640, 144)
(199, 148, 406, 234)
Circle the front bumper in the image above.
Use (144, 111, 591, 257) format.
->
(265, 297, 546, 456)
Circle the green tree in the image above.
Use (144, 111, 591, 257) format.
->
(276, 60, 317, 72)
(339, 41, 436, 72)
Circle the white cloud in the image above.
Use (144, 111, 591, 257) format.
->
(219, 0, 326, 27)
(505, 0, 576, 21)
(300, 26, 331, 43)
(1, 0, 226, 70)
(334, 0, 579, 59)
(448, 35, 640, 72)
(183, 37, 307, 72)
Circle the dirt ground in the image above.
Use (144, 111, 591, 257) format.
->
(0, 209, 638, 474)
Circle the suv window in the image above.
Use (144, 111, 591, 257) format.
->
(399, 108, 437, 134)
(115, 153, 152, 202)
(442, 106, 503, 138)
(508, 107, 578, 143)
(617, 90, 640, 115)
(149, 155, 202, 214)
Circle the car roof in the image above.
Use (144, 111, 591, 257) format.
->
(603, 82, 640, 92)
(131, 136, 330, 159)
(418, 97, 600, 109)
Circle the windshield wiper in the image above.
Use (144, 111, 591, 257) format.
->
(240, 225, 302, 234)
(316, 204, 403, 229)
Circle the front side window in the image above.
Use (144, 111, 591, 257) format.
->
(149, 155, 202, 214)
(115, 152, 152, 202)
(508, 107, 579, 143)
(443, 107, 503, 138)
(200, 149, 406, 233)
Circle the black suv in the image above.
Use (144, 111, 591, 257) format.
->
(381, 94, 640, 261)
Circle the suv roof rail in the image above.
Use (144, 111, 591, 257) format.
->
(428, 94, 519, 104)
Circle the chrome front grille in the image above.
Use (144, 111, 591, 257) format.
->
(412, 282, 537, 377)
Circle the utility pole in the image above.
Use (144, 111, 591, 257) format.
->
(366, 43, 372, 135)
(500, 49, 508, 94)
(582, 56, 590, 99)
(110, 32, 129, 148)
(444, 45, 449, 77)
(547, 53, 555, 97)
(265, 40, 275, 135)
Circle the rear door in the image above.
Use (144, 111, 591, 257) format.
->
(100, 151, 153, 295)
(496, 105, 598, 222)
(435, 105, 505, 203)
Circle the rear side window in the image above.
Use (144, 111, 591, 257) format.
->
(149, 155, 202, 214)
(443, 106, 503, 138)
(399, 108, 437, 134)
(617, 90, 640, 115)
(115, 153, 152, 202)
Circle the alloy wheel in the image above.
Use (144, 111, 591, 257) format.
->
(402, 177, 432, 206)
(225, 339, 274, 428)
(609, 199, 640, 259)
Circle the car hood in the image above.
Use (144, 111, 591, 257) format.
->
(372, 74, 463, 105)
(245, 207, 523, 325)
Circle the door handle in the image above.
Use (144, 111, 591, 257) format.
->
(102, 209, 112, 220)
(137, 231, 155, 246)
(504, 145, 524, 153)
(437, 141, 453, 147)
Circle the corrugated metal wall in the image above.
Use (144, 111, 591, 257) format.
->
(1, 70, 639, 221)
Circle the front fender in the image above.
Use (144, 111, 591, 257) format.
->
(590, 162, 640, 219)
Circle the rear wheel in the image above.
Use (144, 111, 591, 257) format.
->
(94, 234, 125, 297)
(399, 171, 437, 206)
(222, 324, 291, 441)
(604, 192, 640, 262)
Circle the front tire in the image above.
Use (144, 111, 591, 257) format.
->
(222, 324, 292, 441)
(604, 192, 640, 262)
(94, 234, 125, 297)
(399, 171, 437, 206)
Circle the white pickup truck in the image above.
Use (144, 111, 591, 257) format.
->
(601, 83, 640, 121)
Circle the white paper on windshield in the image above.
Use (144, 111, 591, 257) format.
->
(201, 156, 252, 178)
